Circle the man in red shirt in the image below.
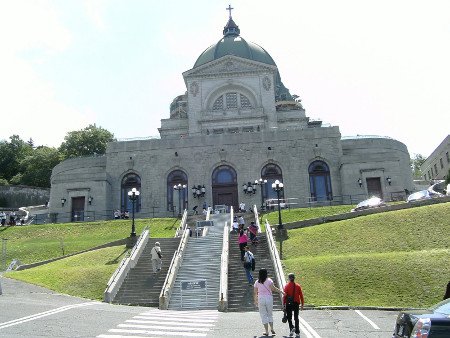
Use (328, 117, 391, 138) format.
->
(283, 273, 304, 337)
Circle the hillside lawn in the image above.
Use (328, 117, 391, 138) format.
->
(4, 203, 449, 307)
(0, 217, 179, 265)
(281, 203, 450, 308)
(5, 245, 127, 300)
(264, 204, 355, 225)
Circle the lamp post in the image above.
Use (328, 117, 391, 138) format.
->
(127, 187, 140, 238)
(243, 181, 257, 194)
(272, 179, 284, 259)
(255, 178, 267, 210)
(174, 183, 187, 218)
(191, 185, 206, 198)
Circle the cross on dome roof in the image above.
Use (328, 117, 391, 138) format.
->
(226, 4, 234, 19)
(223, 5, 240, 36)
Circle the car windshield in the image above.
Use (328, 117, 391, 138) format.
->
(430, 299, 450, 315)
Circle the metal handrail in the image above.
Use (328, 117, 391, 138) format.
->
(129, 226, 149, 267)
(218, 221, 230, 311)
(159, 224, 190, 309)
(174, 210, 188, 237)
(253, 205, 262, 233)
(229, 206, 234, 229)
(104, 226, 150, 303)
(265, 219, 286, 292)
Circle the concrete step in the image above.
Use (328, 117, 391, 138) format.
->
(168, 218, 226, 310)
(112, 237, 180, 307)
(226, 233, 283, 312)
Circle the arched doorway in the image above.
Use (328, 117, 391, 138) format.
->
(309, 160, 332, 201)
(261, 163, 284, 206)
(167, 170, 188, 212)
(121, 173, 141, 212)
(211, 165, 238, 209)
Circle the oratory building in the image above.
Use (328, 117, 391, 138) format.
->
(49, 12, 414, 221)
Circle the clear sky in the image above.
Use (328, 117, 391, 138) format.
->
(1, 0, 448, 157)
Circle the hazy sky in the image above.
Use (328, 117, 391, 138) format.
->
(1, 0, 448, 157)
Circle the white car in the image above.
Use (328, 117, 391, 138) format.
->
(351, 196, 386, 212)
(407, 190, 443, 203)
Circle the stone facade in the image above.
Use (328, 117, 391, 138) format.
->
(49, 15, 414, 221)
(421, 135, 450, 181)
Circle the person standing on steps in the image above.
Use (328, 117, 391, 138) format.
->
(254, 268, 285, 336)
(150, 242, 162, 273)
(243, 246, 255, 285)
(283, 272, 304, 337)
(238, 229, 248, 261)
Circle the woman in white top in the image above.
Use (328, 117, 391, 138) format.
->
(253, 268, 284, 336)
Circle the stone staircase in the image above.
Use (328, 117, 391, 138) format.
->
(113, 237, 180, 306)
(168, 213, 227, 310)
(227, 232, 283, 312)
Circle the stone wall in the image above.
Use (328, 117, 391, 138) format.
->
(0, 185, 50, 208)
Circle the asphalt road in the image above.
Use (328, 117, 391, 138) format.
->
(0, 277, 397, 337)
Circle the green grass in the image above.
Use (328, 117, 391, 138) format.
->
(284, 249, 449, 308)
(5, 245, 128, 300)
(282, 203, 450, 308)
(264, 204, 356, 224)
(0, 218, 179, 265)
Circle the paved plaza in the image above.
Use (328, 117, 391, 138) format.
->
(0, 277, 397, 337)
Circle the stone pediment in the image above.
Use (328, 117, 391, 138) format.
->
(183, 55, 277, 79)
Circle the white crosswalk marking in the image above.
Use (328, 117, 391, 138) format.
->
(97, 309, 219, 338)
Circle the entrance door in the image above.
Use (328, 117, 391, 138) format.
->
(211, 165, 238, 210)
(366, 177, 383, 199)
(71, 196, 85, 222)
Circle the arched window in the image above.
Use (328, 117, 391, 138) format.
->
(121, 173, 141, 212)
(261, 164, 284, 204)
(212, 165, 237, 185)
(211, 165, 238, 209)
(167, 170, 188, 212)
(309, 160, 332, 201)
(212, 92, 253, 111)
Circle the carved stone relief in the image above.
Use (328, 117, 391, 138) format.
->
(190, 81, 199, 97)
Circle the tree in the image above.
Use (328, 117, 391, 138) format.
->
(0, 135, 34, 182)
(59, 124, 115, 159)
(410, 154, 427, 179)
(14, 146, 62, 188)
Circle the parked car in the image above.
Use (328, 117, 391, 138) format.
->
(407, 190, 443, 203)
(351, 196, 386, 212)
(392, 298, 450, 337)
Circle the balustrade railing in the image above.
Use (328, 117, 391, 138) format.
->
(265, 219, 286, 294)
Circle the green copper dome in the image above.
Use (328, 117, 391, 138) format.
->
(194, 18, 277, 68)
(193, 15, 293, 101)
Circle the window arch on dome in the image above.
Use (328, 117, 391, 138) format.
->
(211, 92, 253, 111)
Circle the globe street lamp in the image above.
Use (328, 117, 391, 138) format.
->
(127, 187, 140, 238)
(174, 184, 187, 218)
(272, 179, 284, 259)
(255, 178, 267, 210)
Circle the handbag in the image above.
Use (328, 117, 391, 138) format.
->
(157, 251, 162, 259)
(282, 309, 288, 323)
(286, 283, 296, 306)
